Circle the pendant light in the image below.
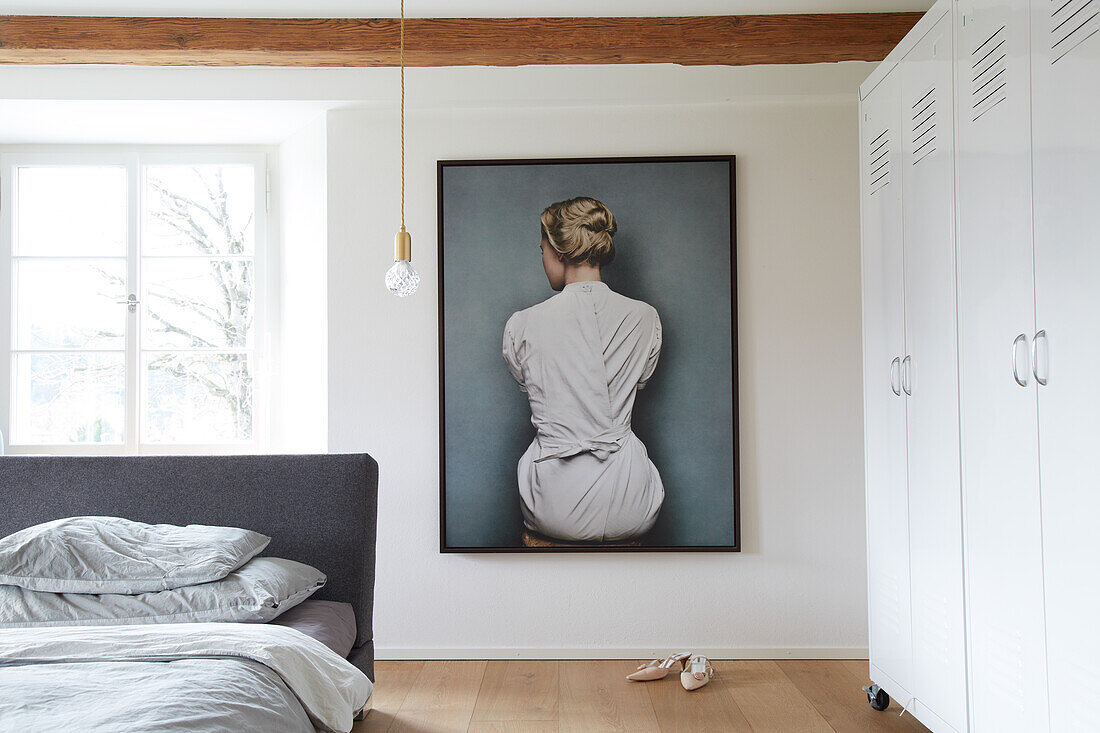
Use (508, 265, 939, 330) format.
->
(385, 0, 420, 297)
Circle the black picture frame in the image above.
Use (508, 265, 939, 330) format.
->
(438, 155, 739, 553)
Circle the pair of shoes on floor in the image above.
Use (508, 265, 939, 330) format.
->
(626, 652, 715, 691)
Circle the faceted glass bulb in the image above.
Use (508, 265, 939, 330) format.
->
(385, 259, 420, 297)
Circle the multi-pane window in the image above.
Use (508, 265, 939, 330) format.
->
(1, 152, 268, 453)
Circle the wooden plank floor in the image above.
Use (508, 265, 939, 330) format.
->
(355, 660, 930, 733)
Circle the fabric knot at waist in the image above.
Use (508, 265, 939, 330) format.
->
(534, 423, 633, 463)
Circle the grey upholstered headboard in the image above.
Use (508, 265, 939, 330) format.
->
(0, 453, 379, 681)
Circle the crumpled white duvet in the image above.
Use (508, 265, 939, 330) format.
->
(0, 622, 372, 733)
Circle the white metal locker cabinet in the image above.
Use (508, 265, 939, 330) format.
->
(899, 12, 969, 732)
(859, 67, 914, 704)
(1030, 1, 1100, 730)
(953, 1, 1050, 730)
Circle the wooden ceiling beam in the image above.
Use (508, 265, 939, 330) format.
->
(0, 13, 921, 67)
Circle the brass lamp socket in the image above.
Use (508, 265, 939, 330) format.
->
(394, 228, 412, 261)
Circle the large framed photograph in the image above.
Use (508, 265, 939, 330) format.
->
(438, 155, 738, 552)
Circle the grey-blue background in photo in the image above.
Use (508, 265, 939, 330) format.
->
(440, 158, 736, 549)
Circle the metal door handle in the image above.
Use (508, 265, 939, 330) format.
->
(890, 357, 902, 396)
(1012, 333, 1029, 387)
(1033, 329, 1049, 386)
(901, 355, 912, 396)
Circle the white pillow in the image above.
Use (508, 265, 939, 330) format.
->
(0, 516, 270, 594)
(0, 557, 325, 628)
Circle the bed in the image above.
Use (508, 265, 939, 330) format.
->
(0, 453, 378, 732)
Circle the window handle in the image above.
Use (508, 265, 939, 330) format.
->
(1012, 333, 1029, 387)
(115, 294, 140, 313)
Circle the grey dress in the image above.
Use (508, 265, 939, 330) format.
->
(503, 280, 664, 542)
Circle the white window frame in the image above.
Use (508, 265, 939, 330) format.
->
(0, 147, 274, 455)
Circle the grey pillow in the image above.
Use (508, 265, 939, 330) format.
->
(271, 600, 358, 657)
(0, 516, 270, 594)
(0, 557, 325, 628)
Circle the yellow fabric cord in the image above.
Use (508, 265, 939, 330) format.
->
(400, 0, 405, 230)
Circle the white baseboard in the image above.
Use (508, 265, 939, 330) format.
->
(374, 647, 869, 661)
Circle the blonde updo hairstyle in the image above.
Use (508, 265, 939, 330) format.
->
(540, 196, 617, 266)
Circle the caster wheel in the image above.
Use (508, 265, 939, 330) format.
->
(863, 684, 890, 711)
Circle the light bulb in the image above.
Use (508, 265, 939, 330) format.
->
(386, 226, 419, 297)
(385, 259, 420, 297)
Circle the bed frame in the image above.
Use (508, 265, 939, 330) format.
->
(0, 453, 379, 681)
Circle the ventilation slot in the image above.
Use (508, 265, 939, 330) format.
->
(868, 129, 891, 196)
(911, 87, 937, 166)
(1052, 0, 1099, 63)
(971, 25, 1008, 121)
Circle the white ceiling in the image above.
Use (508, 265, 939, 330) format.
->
(4, 1, 935, 17)
(0, 63, 874, 104)
(0, 63, 874, 144)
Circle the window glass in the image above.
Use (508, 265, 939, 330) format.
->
(12, 353, 125, 444)
(15, 166, 126, 256)
(143, 165, 255, 256)
(14, 259, 126, 350)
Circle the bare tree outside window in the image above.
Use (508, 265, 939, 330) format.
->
(142, 165, 256, 443)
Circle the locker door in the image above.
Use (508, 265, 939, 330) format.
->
(1030, 2, 1100, 730)
(954, 1, 1049, 730)
(860, 68, 913, 701)
(900, 13, 969, 732)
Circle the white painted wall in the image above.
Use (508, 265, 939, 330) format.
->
(0, 58, 871, 655)
(274, 118, 329, 452)
(325, 95, 868, 657)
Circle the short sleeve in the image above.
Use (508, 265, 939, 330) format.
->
(637, 309, 662, 390)
(502, 314, 528, 393)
